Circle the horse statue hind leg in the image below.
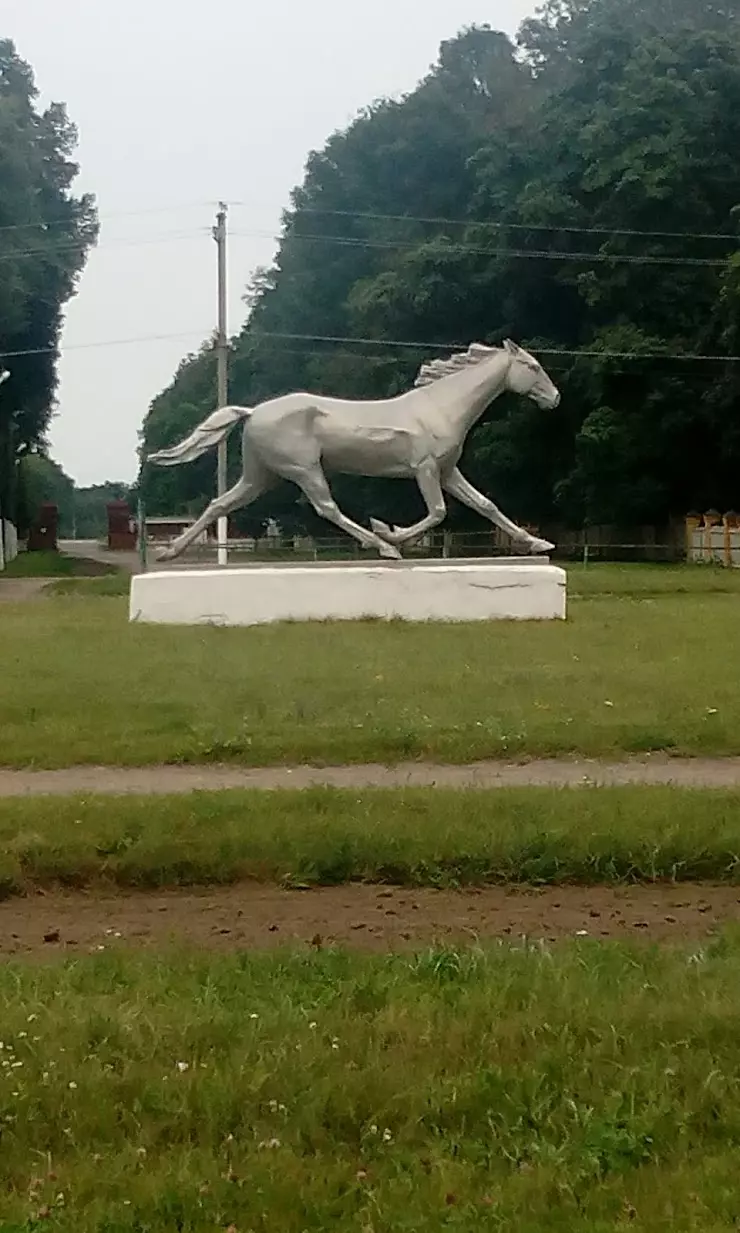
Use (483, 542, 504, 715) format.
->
(156, 458, 276, 561)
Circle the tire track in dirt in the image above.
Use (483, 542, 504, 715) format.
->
(1, 883, 735, 959)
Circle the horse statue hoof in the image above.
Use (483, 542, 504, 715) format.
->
(528, 537, 555, 555)
(370, 518, 407, 550)
(377, 539, 403, 560)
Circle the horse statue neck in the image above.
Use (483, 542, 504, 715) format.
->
(413, 345, 512, 441)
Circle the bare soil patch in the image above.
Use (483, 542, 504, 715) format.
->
(0, 578, 52, 602)
(1, 882, 736, 959)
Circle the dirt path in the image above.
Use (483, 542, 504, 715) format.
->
(3, 755, 740, 796)
(1, 883, 734, 959)
(0, 578, 53, 602)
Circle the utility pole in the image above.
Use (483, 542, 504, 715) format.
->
(213, 203, 229, 566)
(0, 367, 10, 572)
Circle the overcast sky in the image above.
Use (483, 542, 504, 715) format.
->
(5, 0, 535, 486)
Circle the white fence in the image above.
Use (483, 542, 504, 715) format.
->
(0, 520, 18, 570)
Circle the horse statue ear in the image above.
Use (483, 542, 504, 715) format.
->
(502, 339, 519, 355)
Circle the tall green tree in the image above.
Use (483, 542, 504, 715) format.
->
(17, 452, 74, 535)
(0, 39, 98, 522)
(72, 481, 133, 539)
(16, 452, 132, 539)
(141, 25, 530, 530)
(141, 2, 740, 538)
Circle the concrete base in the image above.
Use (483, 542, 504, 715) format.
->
(129, 559, 567, 626)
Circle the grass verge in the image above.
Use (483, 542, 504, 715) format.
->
(2, 786, 740, 895)
(1, 565, 740, 767)
(1, 550, 118, 578)
(2, 939, 740, 1229)
(45, 572, 130, 597)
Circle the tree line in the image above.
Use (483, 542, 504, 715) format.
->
(0, 39, 98, 531)
(18, 453, 131, 539)
(140, 0, 740, 540)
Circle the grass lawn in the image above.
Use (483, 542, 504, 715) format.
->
(1, 550, 118, 578)
(1, 940, 740, 1230)
(2, 785, 740, 895)
(45, 572, 131, 597)
(2, 563, 740, 768)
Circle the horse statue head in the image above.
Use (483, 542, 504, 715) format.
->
(501, 340, 561, 409)
(414, 339, 560, 411)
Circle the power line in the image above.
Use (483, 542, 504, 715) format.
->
(0, 201, 219, 236)
(0, 329, 215, 360)
(4, 223, 728, 269)
(231, 202, 740, 245)
(2, 326, 739, 364)
(244, 341, 720, 382)
(2, 197, 738, 245)
(249, 330, 740, 364)
(1, 212, 735, 270)
(0, 228, 210, 263)
(231, 228, 730, 268)
(3, 198, 739, 249)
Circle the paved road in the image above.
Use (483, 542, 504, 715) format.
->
(58, 539, 140, 572)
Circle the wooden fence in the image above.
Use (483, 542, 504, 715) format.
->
(132, 507, 731, 567)
(686, 512, 740, 567)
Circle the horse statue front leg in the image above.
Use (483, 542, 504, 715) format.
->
(442, 467, 554, 554)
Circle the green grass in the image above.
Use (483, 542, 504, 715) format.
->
(1, 550, 118, 578)
(2, 563, 740, 768)
(45, 572, 130, 597)
(567, 560, 740, 597)
(4, 940, 740, 1229)
(1, 785, 740, 895)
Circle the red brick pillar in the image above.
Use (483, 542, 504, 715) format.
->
(107, 501, 137, 550)
(27, 503, 58, 551)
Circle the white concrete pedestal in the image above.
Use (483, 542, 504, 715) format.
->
(129, 559, 566, 625)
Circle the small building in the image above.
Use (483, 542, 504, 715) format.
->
(145, 517, 209, 546)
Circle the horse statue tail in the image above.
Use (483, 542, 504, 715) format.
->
(147, 405, 252, 467)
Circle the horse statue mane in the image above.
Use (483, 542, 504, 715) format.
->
(414, 343, 500, 389)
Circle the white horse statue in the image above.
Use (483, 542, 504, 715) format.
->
(148, 338, 560, 561)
